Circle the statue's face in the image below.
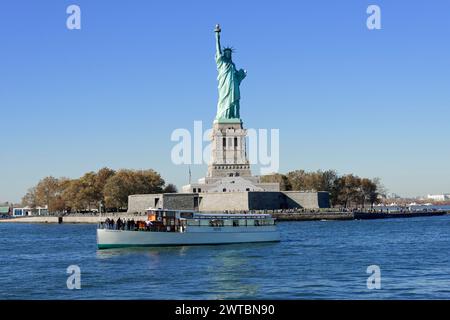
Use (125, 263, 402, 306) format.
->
(224, 50, 232, 60)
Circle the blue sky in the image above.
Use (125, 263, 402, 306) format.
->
(1, 0, 449, 202)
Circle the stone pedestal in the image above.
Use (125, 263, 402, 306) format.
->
(207, 121, 251, 178)
(182, 119, 280, 193)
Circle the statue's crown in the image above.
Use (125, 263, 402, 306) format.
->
(223, 46, 234, 53)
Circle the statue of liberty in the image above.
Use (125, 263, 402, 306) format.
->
(214, 24, 247, 122)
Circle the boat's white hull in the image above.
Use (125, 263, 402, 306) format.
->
(97, 227, 280, 249)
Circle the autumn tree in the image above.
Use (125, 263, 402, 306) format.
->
(359, 178, 376, 208)
(286, 170, 308, 191)
(95, 167, 116, 204)
(333, 174, 362, 208)
(319, 170, 339, 192)
(22, 167, 166, 213)
(34, 176, 70, 212)
(63, 179, 87, 212)
(62, 168, 117, 211)
(260, 173, 292, 191)
(286, 169, 338, 192)
(103, 169, 165, 210)
(21, 187, 38, 208)
(163, 183, 178, 193)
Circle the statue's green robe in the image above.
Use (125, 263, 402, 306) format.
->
(215, 53, 246, 121)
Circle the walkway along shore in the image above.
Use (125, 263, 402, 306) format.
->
(0, 210, 448, 224)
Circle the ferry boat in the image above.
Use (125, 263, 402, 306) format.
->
(97, 208, 280, 249)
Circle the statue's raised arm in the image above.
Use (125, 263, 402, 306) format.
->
(214, 24, 222, 57)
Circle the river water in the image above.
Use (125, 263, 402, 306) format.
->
(1, 215, 449, 299)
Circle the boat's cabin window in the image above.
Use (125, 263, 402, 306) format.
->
(223, 219, 233, 226)
(182, 215, 275, 228)
(164, 211, 176, 218)
(209, 219, 224, 227)
(187, 219, 200, 226)
(180, 212, 194, 219)
(255, 219, 274, 226)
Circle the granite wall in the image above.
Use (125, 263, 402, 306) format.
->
(127, 191, 331, 213)
(127, 194, 162, 213)
(282, 191, 330, 209)
(198, 192, 249, 211)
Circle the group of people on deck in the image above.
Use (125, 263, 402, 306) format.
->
(100, 218, 156, 231)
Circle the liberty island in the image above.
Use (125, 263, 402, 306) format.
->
(1, 26, 446, 223)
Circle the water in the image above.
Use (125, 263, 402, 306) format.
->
(1, 215, 450, 299)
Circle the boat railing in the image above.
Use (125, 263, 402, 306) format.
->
(98, 220, 181, 232)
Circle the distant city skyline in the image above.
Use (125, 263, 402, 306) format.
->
(1, 0, 450, 203)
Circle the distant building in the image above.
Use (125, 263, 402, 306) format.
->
(12, 206, 48, 217)
(0, 206, 11, 216)
(386, 193, 402, 199)
(427, 194, 450, 201)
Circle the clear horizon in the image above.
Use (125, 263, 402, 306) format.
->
(1, 0, 450, 203)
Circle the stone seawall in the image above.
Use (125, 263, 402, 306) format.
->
(1, 211, 447, 224)
(273, 212, 354, 221)
(0, 214, 146, 224)
(0, 212, 354, 223)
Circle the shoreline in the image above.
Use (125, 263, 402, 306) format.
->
(0, 210, 448, 224)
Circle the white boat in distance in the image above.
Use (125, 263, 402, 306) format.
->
(97, 208, 281, 249)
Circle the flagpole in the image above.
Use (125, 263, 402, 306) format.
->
(189, 165, 192, 185)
